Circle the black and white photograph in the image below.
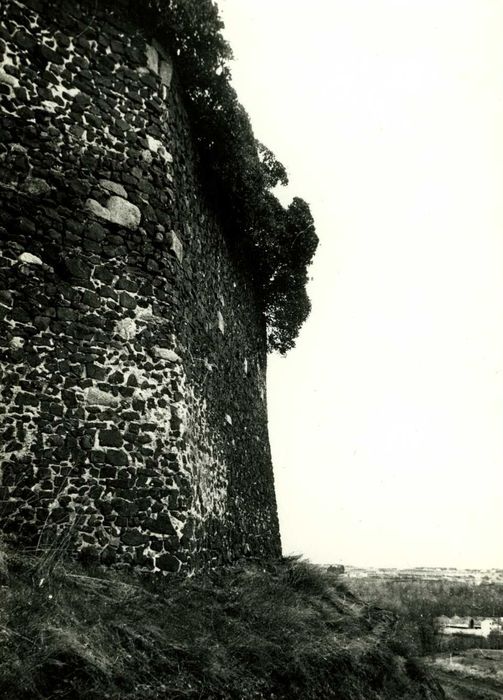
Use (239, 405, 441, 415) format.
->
(0, 0, 502, 697)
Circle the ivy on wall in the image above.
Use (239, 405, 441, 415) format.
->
(100, 0, 319, 352)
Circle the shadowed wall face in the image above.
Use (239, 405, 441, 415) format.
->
(0, 0, 281, 573)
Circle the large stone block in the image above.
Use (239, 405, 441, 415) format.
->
(153, 347, 181, 362)
(167, 230, 183, 263)
(145, 44, 159, 74)
(107, 196, 141, 229)
(18, 252, 43, 265)
(84, 388, 119, 407)
(85, 196, 141, 229)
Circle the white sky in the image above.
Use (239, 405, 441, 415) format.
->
(217, 0, 503, 569)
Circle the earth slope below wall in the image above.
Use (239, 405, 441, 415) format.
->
(0, 0, 281, 572)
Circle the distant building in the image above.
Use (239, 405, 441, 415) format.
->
(436, 616, 503, 638)
(327, 564, 345, 574)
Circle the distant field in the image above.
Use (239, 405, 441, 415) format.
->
(425, 650, 503, 700)
(344, 567, 503, 585)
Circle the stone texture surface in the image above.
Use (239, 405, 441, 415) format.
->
(0, 0, 281, 574)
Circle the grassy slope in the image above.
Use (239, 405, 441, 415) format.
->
(0, 546, 444, 699)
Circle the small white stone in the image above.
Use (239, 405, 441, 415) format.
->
(217, 311, 225, 334)
(100, 180, 128, 198)
(114, 318, 137, 340)
(85, 198, 111, 222)
(106, 196, 141, 229)
(167, 230, 183, 263)
(225, 414, 233, 425)
(11, 144, 27, 154)
(84, 387, 119, 407)
(146, 135, 163, 153)
(153, 347, 181, 362)
(0, 68, 18, 88)
(18, 252, 43, 266)
(9, 337, 25, 350)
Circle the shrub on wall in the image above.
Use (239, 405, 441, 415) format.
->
(106, 0, 319, 353)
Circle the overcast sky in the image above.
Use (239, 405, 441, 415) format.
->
(218, 0, 503, 569)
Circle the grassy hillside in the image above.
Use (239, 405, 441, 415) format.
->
(0, 545, 444, 699)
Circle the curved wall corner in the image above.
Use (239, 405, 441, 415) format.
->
(0, 0, 281, 573)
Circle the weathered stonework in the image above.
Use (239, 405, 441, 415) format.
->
(0, 0, 281, 573)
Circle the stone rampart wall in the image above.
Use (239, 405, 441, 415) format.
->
(0, 0, 281, 572)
